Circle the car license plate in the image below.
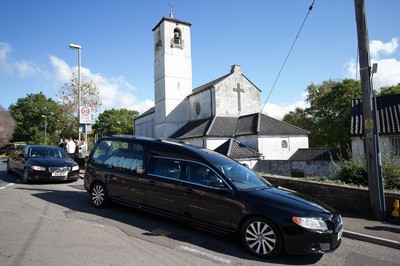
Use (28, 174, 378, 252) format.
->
(52, 172, 68, 176)
(337, 228, 343, 240)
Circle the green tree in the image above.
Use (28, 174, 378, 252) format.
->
(378, 83, 400, 96)
(8, 93, 63, 145)
(57, 72, 102, 142)
(283, 79, 362, 147)
(92, 108, 139, 137)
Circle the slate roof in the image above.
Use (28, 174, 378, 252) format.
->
(350, 94, 400, 136)
(187, 75, 261, 98)
(135, 107, 155, 120)
(169, 112, 309, 139)
(289, 148, 349, 161)
(214, 138, 262, 159)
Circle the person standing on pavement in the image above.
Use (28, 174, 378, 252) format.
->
(65, 137, 76, 160)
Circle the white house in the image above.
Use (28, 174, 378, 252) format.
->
(134, 13, 309, 161)
(350, 94, 400, 161)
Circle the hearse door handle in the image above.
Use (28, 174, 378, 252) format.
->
(184, 188, 193, 196)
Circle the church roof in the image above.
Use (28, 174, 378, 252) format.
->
(135, 107, 155, 120)
(350, 93, 400, 136)
(188, 65, 261, 97)
(152, 17, 192, 31)
(214, 138, 262, 159)
(169, 113, 309, 139)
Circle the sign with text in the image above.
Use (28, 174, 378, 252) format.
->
(79, 106, 92, 124)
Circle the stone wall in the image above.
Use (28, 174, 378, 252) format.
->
(258, 160, 339, 179)
(263, 174, 400, 218)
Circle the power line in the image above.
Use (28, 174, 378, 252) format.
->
(261, 0, 316, 113)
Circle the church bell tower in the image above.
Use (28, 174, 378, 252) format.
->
(152, 11, 193, 138)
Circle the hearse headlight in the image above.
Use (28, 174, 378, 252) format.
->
(292, 216, 328, 231)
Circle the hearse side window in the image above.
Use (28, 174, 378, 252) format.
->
(186, 162, 224, 187)
(150, 157, 182, 180)
(92, 140, 144, 173)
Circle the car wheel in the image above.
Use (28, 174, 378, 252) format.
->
(22, 168, 30, 184)
(241, 217, 283, 258)
(91, 182, 108, 208)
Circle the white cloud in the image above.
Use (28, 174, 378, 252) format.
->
(370, 37, 399, 59)
(49, 56, 154, 114)
(345, 37, 400, 89)
(49, 55, 71, 82)
(262, 97, 309, 120)
(0, 42, 43, 77)
(371, 58, 400, 89)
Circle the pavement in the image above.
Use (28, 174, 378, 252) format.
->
(342, 212, 400, 249)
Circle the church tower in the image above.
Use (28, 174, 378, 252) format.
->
(152, 11, 193, 138)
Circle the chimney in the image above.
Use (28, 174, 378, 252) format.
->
(230, 64, 241, 74)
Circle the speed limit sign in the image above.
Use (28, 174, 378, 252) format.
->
(80, 106, 92, 124)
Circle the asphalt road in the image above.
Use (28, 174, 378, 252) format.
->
(1, 158, 399, 266)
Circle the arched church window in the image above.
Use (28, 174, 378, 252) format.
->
(173, 28, 182, 45)
(281, 140, 288, 149)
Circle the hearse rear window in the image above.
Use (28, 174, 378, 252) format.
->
(92, 140, 144, 173)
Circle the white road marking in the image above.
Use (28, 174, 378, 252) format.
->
(177, 245, 231, 264)
(0, 183, 15, 190)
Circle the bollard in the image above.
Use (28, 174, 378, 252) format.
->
(391, 199, 400, 218)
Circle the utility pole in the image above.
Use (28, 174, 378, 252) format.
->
(354, 0, 385, 220)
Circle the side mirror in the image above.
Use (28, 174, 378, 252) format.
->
(209, 180, 227, 189)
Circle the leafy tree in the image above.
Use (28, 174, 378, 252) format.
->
(378, 83, 400, 96)
(57, 72, 102, 142)
(92, 108, 139, 137)
(283, 79, 362, 147)
(8, 93, 63, 145)
(0, 107, 16, 148)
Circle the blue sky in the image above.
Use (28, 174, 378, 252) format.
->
(1, 0, 399, 119)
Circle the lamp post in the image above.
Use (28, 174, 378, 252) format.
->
(41, 115, 47, 145)
(69, 43, 82, 142)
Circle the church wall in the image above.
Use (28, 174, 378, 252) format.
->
(188, 89, 213, 120)
(205, 138, 230, 150)
(214, 67, 260, 117)
(183, 137, 203, 148)
(236, 135, 259, 152)
(134, 113, 155, 137)
(258, 135, 309, 160)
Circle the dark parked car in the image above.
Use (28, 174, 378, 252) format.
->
(84, 136, 343, 258)
(7, 145, 80, 183)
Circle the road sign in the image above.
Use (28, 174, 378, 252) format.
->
(80, 106, 92, 124)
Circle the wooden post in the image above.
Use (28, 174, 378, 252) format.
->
(354, 0, 384, 220)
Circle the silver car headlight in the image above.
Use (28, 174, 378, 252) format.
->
(31, 165, 46, 171)
(292, 216, 328, 231)
(71, 165, 79, 171)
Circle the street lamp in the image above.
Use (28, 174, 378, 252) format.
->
(69, 43, 82, 142)
(41, 115, 47, 145)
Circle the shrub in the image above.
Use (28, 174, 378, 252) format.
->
(334, 153, 368, 186)
(334, 151, 400, 191)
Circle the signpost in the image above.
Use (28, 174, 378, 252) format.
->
(80, 106, 92, 124)
(79, 106, 91, 156)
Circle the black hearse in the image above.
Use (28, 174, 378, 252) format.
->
(84, 135, 342, 258)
